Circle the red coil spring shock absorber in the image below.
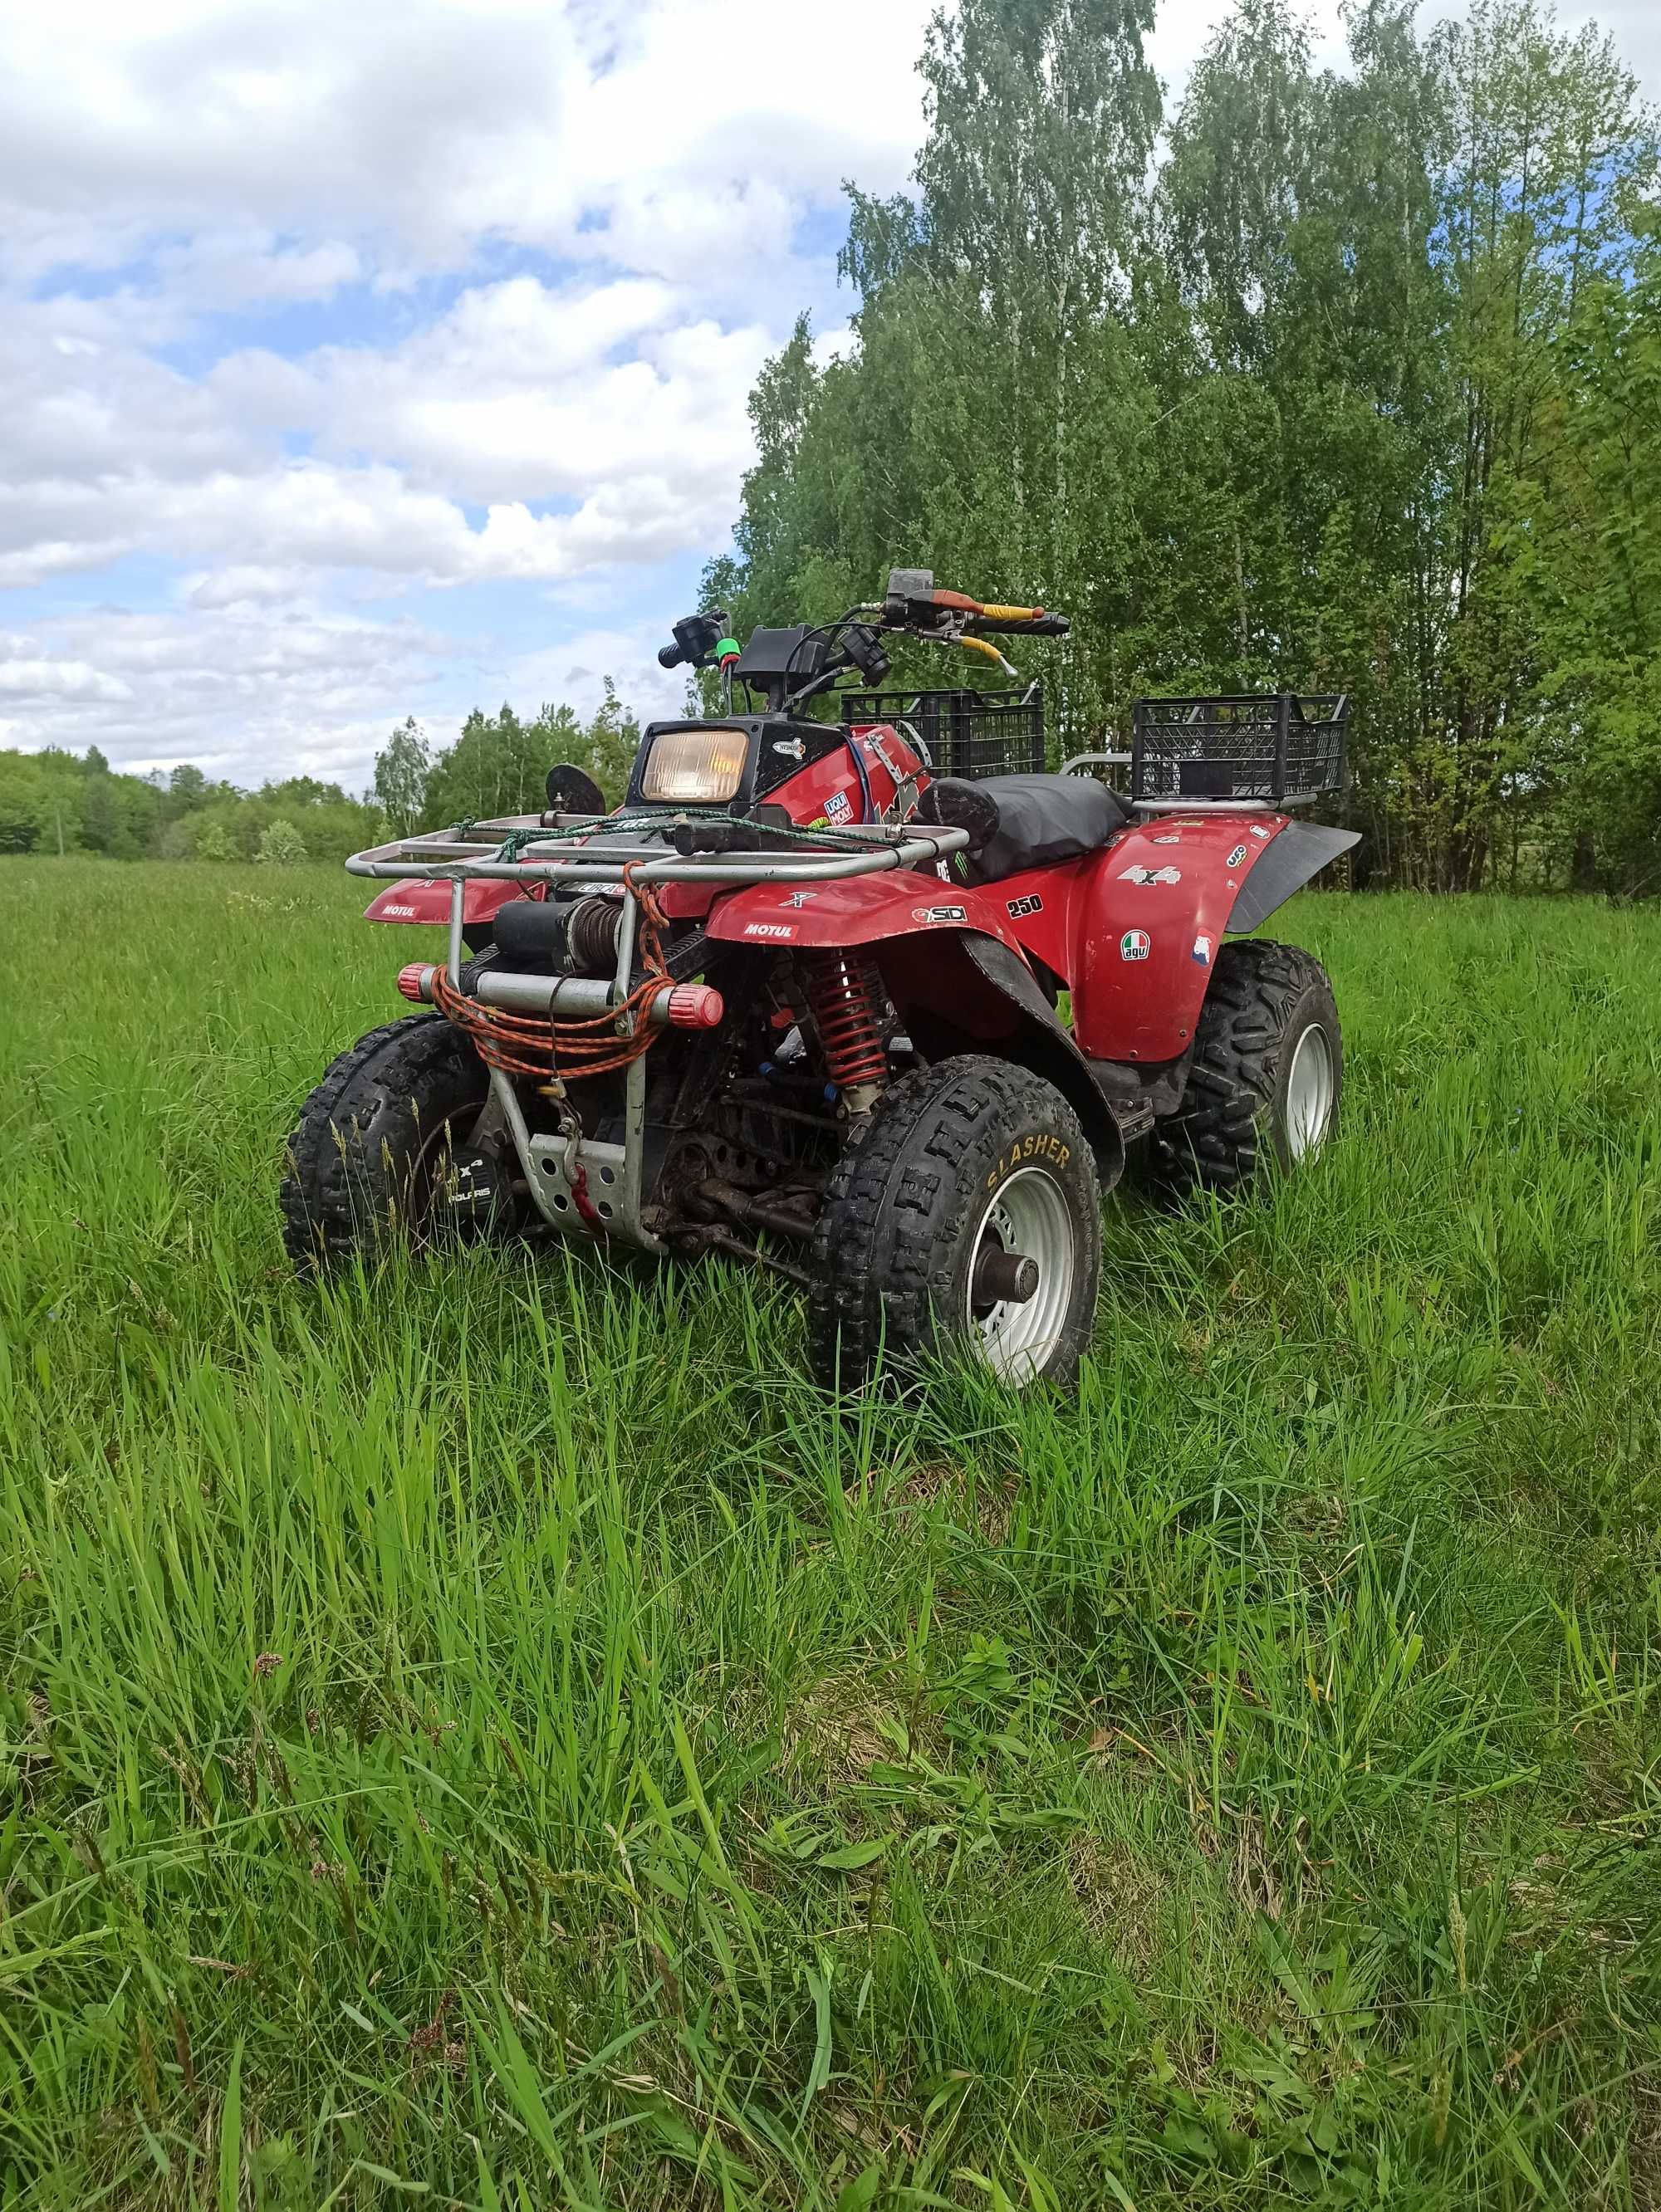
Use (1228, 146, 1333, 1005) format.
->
(808, 952, 889, 1091)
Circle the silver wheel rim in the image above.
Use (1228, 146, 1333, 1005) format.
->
(966, 1165, 1076, 1383)
(1286, 1022, 1335, 1160)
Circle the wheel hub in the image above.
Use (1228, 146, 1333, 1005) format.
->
(966, 1167, 1076, 1382)
(1285, 1021, 1335, 1158)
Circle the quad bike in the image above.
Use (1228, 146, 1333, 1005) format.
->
(282, 570, 1357, 1390)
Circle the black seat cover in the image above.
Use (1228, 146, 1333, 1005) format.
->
(918, 773, 1131, 883)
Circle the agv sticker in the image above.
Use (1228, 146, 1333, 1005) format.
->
(1120, 928, 1151, 961)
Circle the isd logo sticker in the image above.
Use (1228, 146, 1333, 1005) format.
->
(1120, 928, 1151, 961)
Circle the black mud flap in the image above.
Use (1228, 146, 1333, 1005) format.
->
(958, 935, 1125, 1187)
(1228, 821, 1360, 933)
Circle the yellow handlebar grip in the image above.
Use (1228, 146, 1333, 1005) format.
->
(979, 603, 1041, 623)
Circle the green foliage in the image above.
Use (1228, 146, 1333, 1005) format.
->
(2, 859, 1658, 2201)
(418, 683, 641, 828)
(254, 816, 309, 866)
(711, 0, 1660, 893)
(371, 717, 430, 838)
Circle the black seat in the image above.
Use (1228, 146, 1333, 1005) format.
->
(916, 773, 1131, 883)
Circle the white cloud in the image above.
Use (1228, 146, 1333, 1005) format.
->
(0, 602, 457, 783)
(0, 657, 134, 703)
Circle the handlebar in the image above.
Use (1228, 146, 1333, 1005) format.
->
(882, 568, 1066, 639)
(973, 608, 1070, 638)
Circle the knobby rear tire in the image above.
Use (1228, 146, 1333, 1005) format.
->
(1148, 939, 1342, 1197)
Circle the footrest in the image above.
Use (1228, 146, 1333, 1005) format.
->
(1106, 1096, 1156, 1144)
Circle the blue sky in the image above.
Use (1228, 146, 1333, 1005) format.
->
(2, 0, 1654, 793)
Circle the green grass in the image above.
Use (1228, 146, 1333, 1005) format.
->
(2, 857, 1658, 2210)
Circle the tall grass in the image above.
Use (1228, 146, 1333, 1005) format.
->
(2, 859, 1657, 2208)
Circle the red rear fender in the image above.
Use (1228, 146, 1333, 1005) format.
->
(1056, 812, 1289, 1062)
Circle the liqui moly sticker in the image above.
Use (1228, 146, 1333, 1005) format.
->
(823, 788, 852, 822)
(1120, 864, 1181, 886)
(1226, 843, 1247, 868)
(1120, 928, 1151, 962)
(1192, 934, 1213, 964)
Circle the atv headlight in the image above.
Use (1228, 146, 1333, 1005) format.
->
(640, 727, 750, 804)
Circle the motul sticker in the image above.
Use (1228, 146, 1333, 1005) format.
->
(1120, 928, 1151, 961)
(1120, 864, 1181, 886)
(1006, 892, 1044, 918)
(743, 921, 797, 940)
(1192, 934, 1213, 964)
(1226, 843, 1247, 868)
(381, 903, 418, 917)
(912, 903, 968, 924)
(823, 789, 852, 822)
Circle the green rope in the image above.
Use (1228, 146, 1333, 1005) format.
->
(459, 807, 947, 863)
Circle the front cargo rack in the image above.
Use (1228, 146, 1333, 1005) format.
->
(1131, 694, 1347, 805)
(840, 686, 1045, 781)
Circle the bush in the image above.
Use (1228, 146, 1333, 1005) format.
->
(255, 818, 309, 866)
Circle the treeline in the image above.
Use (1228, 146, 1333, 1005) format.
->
(370, 687, 639, 836)
(704, 0, 1661, 895)
(0, 686, 639, 864)
(0, 746, 377, 863)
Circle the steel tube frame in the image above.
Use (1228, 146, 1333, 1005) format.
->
(346, 825, 969, 894)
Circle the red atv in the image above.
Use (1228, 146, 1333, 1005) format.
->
(282, 571, 1356, 1390)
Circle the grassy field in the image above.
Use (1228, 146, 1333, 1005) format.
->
(1, 856, 1658, 2210)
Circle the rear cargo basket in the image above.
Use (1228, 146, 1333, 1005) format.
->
(840, 687, 1044, 781)
(1131, 694, 1347, 805)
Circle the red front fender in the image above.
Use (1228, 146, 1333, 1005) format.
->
(364, 878, 532, 927)
(704, 871, 1031, 960)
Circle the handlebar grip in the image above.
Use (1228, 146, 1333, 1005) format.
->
(971, 608, 1070, 636)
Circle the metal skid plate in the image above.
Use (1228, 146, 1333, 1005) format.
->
(487, 1055, 664, 1254)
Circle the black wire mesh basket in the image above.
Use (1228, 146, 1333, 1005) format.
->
(840, 687, 1044, 780)
(1131, 694, 1347, 804)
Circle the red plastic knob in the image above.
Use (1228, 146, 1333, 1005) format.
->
(396, 962, 434, 1004)
(665, 983, 724, 1030)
